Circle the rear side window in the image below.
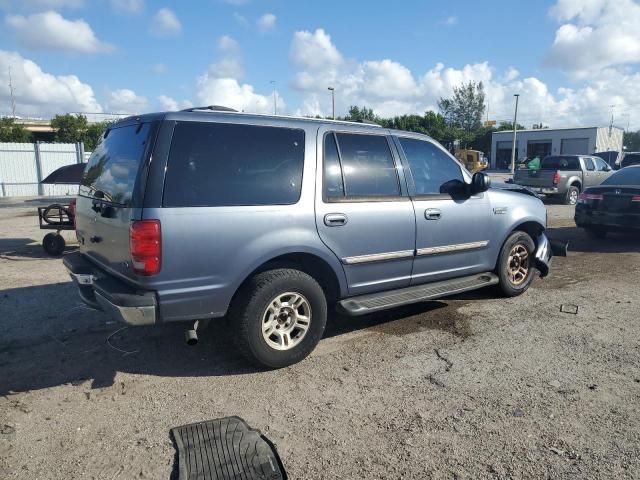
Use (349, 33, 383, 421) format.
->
(541, 156, 580, 170)
(398, 137, 464, 195)
(334, 133, 399, 197)
(80, 123, 151, 205)
(163, 122, 305, 207)
(323, 133, 345, 199)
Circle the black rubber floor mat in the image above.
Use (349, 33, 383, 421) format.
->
(171, 416, 287, 480)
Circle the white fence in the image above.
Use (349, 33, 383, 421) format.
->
(0, 142, 85, 197)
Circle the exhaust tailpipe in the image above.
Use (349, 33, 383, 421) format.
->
(185, 320, 199, 346)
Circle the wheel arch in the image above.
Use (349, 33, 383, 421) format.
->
(227, 249, 346, 314)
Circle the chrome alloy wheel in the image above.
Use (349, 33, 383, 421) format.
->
(507, 244, 530, 285)
(262, 292, 312, 351)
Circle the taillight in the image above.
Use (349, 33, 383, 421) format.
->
(130, 220, 161, 275)
(578, 192, 603, 203)
(553, 171, 561, 185)
(632, 196, 640, 202)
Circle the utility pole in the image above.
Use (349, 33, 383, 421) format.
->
(510, 94, 520, 175)
(270, 80, 277, 115)
(328, 86, 335, 120)
(8, 66, 16, 118)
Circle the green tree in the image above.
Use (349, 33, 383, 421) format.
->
(438, 81, 486, 135)
(0, 118, 32, 142)
(342, 105, 379, 123)
(624, 130, 640, 151)
(84, 121, 111, 151)
(496, 121, 526, 131)
(51, 113, 89, 143)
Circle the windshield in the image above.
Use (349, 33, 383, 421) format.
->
(602, 167, 640, 186)
(79, 123, 152, 205)
(541, 156, 581, 170)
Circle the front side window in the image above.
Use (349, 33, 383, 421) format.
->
(163, 122, 305, 207)
(398, 137, 464, 195)
(583, 157, 595, 171)
(594, 157, 609, 171)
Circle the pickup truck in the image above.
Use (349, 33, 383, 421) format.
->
(513, 155, 614, 205)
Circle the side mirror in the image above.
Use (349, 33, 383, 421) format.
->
(471, 172, 491, 194)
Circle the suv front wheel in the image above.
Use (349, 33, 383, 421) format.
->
(230, 268, 327, 368)
(496, 231, 536, 297)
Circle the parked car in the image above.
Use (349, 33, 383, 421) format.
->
(593, 151, 621, 170)
(64, 108, 559, 368)
(575, 165, 640, 238)
(620, 152, 640, 169)
(513, 155, 614, 205)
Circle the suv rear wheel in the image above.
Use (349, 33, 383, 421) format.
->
(230, 268, 327, 368)
(496, 231, 536, 297)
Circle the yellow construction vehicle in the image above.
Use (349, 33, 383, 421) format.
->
(455, 149, 488, 172)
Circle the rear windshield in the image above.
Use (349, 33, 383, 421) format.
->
(163, 122, 305, 207)
(622, 153, 640, 167)
(602, 167, 640, 186)
(541, 156, 580, 170)
(79, 123, 152, 205)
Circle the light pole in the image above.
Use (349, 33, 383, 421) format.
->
(510, 94, 520, 175)
(270, 80, 277, 115)
(328, 86, 335, 120)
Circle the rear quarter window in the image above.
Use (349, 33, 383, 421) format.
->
(163, 122, 305, 207)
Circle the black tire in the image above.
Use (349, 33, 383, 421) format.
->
(42, 232, 65, 256)
(564, 185, 580, 205)
(496, 231, 536, 297)
(229, 268, 327, 369)
(585, 226, 607, 239)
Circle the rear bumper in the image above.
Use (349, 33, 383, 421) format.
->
(575, 208, 640, 230)
(63, 252, 157, 326)
(529, 186, 559, 195)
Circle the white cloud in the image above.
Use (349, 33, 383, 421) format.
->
(150, 8, 181, 36)
(257, 13, 276, 32)
(0, 49, 102, 116)
(233, 11, 248, 26)
(5, 11, 112, 54)
(288, 27, 640, 129)
(111, 0, 144, 14)
(444, 16, 458, 26)
(106, 88, 148, 114)
(547, 0, 640, 76)
(158, 95, 192, 111)
(290, 28, 343, 70)
(151, 63, 167, 75)
(208, 35, 244, 79)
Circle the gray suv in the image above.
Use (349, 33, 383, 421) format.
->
(64, 108, 557, 368)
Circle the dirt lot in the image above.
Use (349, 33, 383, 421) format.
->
(1, 198, 639, 479)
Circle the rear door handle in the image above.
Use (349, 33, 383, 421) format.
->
(324, 213, 348, 227)
(424, 208, 442, 220)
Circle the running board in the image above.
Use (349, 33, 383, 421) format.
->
(338, 272, 499, 316)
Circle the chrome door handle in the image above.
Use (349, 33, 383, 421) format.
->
(424, 208, 442, 220)
(324, 213, 348, 227)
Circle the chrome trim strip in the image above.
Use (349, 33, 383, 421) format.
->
(342, 249, 414, 265)
(416, 240, 489, 256)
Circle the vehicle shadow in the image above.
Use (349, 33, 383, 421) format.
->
(547, 226, 640, 254)
(0, 281, 468, 395)
(0, 237, 77, 259)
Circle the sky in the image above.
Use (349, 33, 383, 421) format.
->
(0, 0, 639, 129)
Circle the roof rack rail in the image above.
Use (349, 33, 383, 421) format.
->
(180, 105, 238, 113)
(355, 119, 382, 126)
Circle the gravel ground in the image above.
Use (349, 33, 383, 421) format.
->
(1, 198, 639, 479)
